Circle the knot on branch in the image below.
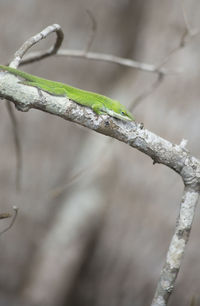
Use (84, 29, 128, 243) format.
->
(181, 158, 200, 190)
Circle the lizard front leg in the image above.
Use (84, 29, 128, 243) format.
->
(91, 102, 107, 116)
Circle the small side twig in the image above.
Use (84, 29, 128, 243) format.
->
(180, 0, 192, 36)
(10, 24, 64, 68)
(0, 206, 18, 236)
(0, 213, 11, 219)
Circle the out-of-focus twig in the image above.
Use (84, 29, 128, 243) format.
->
(85, 9, 97, 53)
(49, 138, 112, 199)
(6, 103, 22, 190)
(130, 72, 164, 111)
(158, 0, 200, 70)
(4, 24, 64, 191)
(0, 213, 11, 219)
(130, 2, 200, 111)
(21, 49, 172, 75)
(180, 0, 193, 36)
(0, 206, 18, 236)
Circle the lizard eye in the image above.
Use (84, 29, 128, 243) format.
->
(121, 111, 125, 115)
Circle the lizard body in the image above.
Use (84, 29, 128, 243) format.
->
(0, 65, 134, 121)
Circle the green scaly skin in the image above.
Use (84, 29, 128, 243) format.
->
(0, 65, 134, 121)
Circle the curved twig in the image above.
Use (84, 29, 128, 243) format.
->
(4, 24, 64, 191)
(0, 206, 18, 236)
(0, 213, 11, 219)
(10, 24, 64, 69)
(85, 9, 97, 52)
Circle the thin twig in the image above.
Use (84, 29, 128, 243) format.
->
(180, 0, 200, 39)
(49, 138, 111, 198)
(50, 166, 92, 199)
(151, 189, 199, 306)
(130, 72, 164, 111)
(10, 24, 64, 69)
(6, 103, 22, 190)
(20, 49, 172, 75)
(4, 24, 64, 191)
(157, 0, 200, 71)
(0, 213, 11, 219)
(85, 9, 97, 53)
(157, 29, 188, 70)
(180, 0, 192, 36)
(0, 206, 18, 236)
(131, 3, 200, 111)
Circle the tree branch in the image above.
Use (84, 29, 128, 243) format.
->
(151, 188, 199, 306)
(1, 64, 200, 305)
(1, 72, 200, 188)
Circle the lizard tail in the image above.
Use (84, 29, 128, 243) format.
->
(0, 65, 43, 83)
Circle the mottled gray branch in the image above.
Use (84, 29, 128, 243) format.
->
(151, 188, 199, 306)
(1, 72, 200, 188)
(1, 71, 200, 305)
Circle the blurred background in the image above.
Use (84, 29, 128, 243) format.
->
(0, 0, 200, 305)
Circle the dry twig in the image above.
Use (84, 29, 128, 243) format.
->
(0, 206, 18, 236)
(4, 24, 64, 190)
(85, 9, 97, 52)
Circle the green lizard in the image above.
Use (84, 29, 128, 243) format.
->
(0, 65, 134, 121)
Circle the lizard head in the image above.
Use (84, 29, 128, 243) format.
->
(106, 101, 134, 122)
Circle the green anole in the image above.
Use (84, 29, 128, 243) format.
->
(0, 65, 134, 121)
